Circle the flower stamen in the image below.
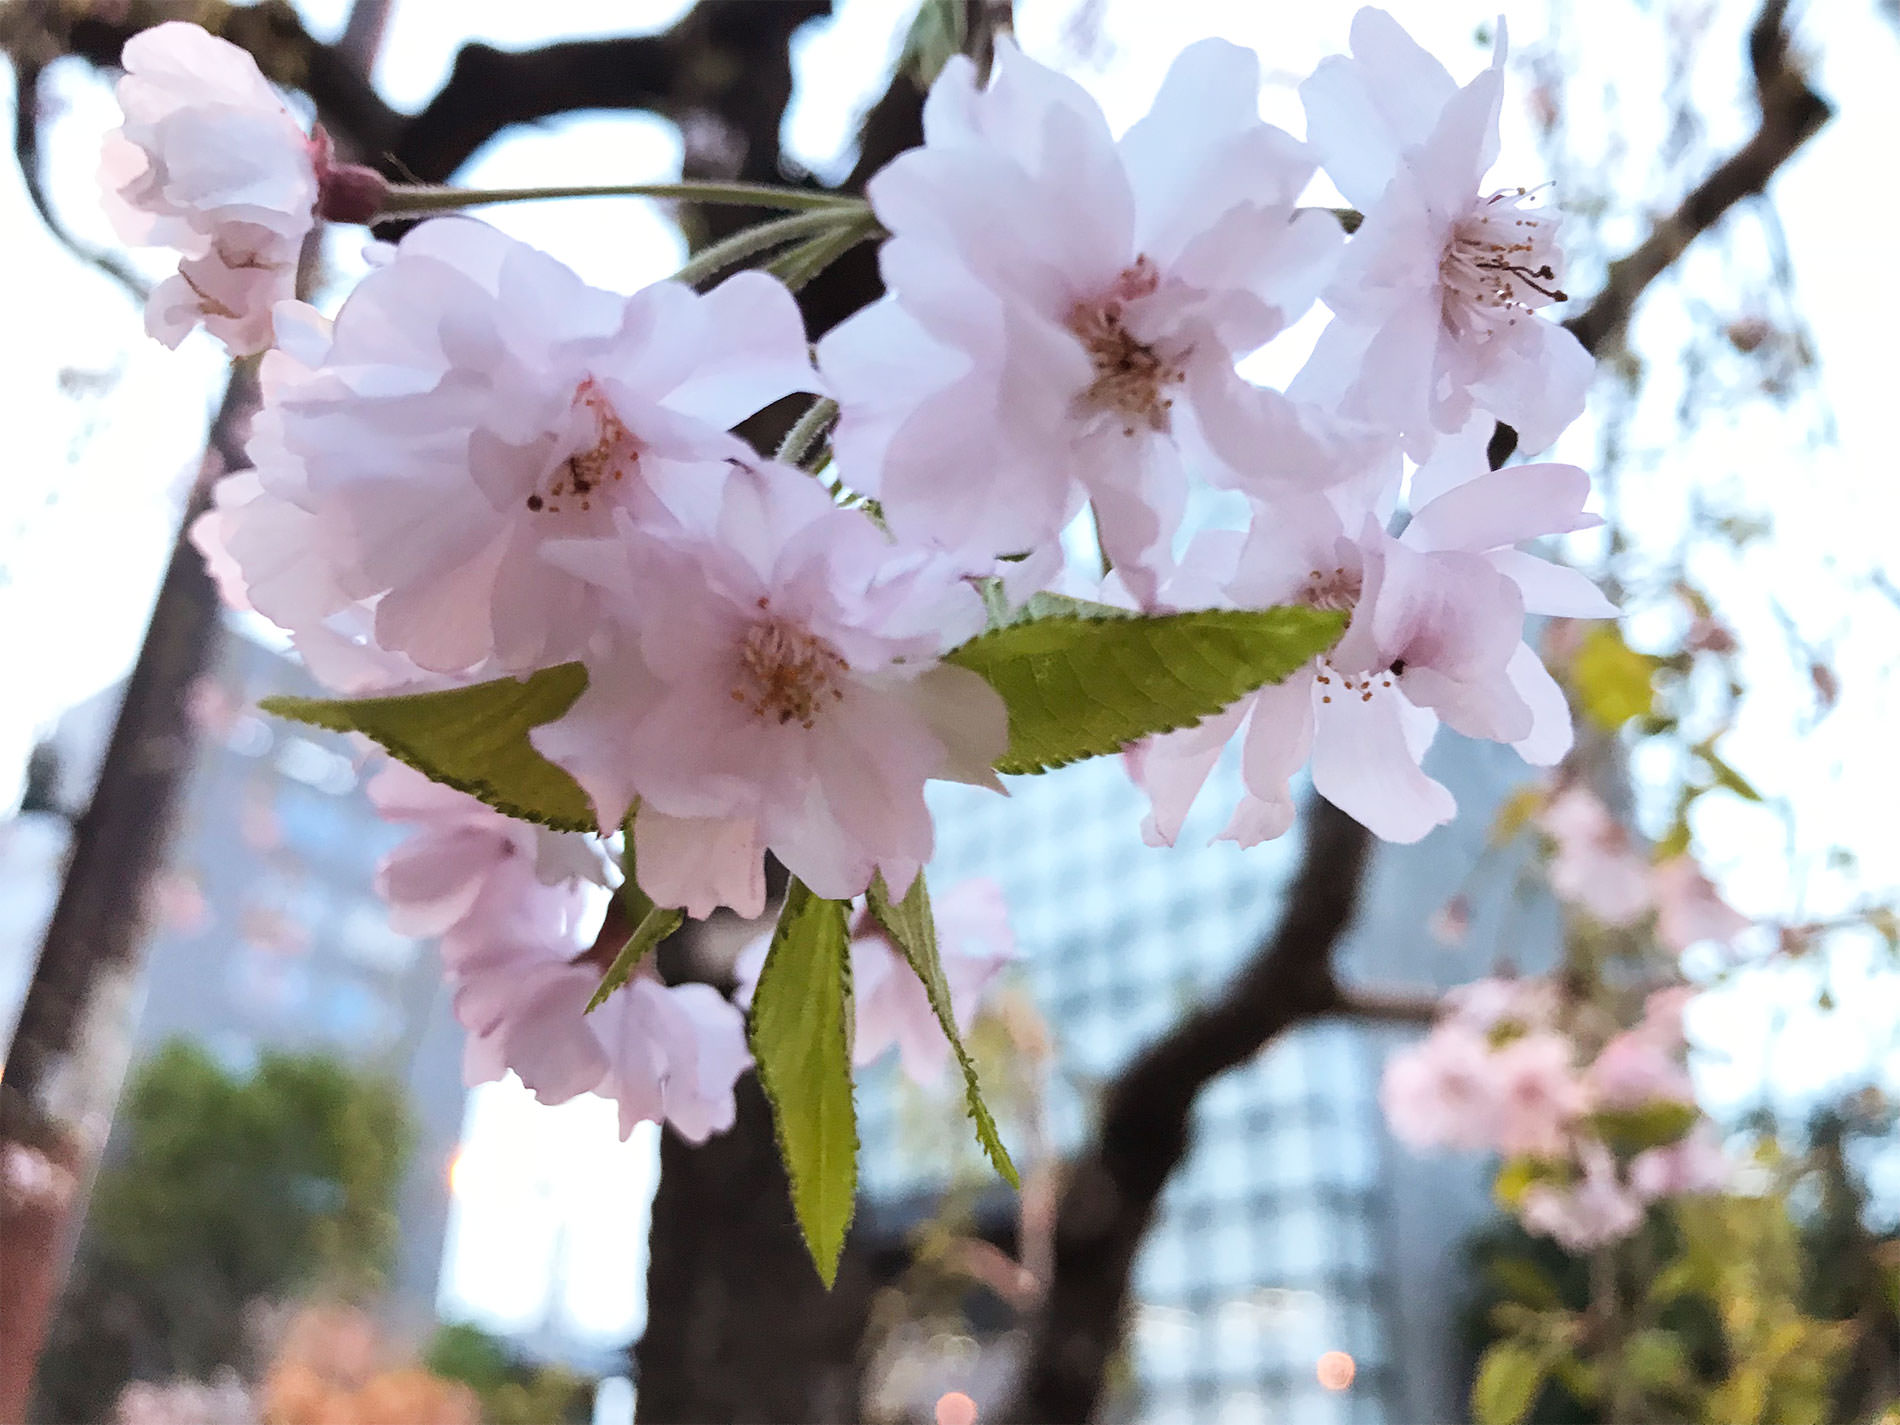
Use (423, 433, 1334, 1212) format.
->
(1066, 256, 1185, 437)
(731, 612, 849, 729)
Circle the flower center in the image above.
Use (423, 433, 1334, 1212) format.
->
(1315, 658, 1398, 706)
(1300, 565, 1363, 613)
(1066, 256, 1185, 437)
(731, 608, 848, 729)
(1439, 188, 1568, 340)
(525, 379, 638, 515)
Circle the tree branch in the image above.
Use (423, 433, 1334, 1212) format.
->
(1002, 798, 1371, 1422)
(1561, 0, 1830, 357)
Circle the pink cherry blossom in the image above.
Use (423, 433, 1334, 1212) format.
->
(1443, 975, 1560, 1035)
(533, 459, 1008, 909)
(1585, 1029, 1695, 1111)
(1379, 1023, 1499, 1153)
(1520, 1145, 1646, 1251)
(456, 940, 750, 1143)
(1536, 785, 1654, 926)
(1652, 855, 1751, 953)
(820, 37, 1348, 602)
(366, 762, 605, 942)
(254, 219, 818, 674)
(1490, 1030, 1589, 1157)
(1637, 985, 1697, 1048)
(1629, 1125, 1728, 1202)
(1130, 441, 1608, 845)
(736, 879, 1019, 1084)
(101, 22, 317, 354)
(1295, 9, 1593, 457)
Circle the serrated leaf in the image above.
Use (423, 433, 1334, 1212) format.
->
(867, 872, 1019, 1189)
(748, 880, 857, 1286)
(1472, 1342, 1551, 1425)
(586, 902, 684, 1012)
(262, 664, 594, 830)
(944, 606, 1346, 775)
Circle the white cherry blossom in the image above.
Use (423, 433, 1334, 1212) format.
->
(1294, 9, 1593, 457)
(253, 220, 818, 674)
(820, 37, 1347, 602)
(534, 459, 1008, 910)
(101, 22, 318, 354)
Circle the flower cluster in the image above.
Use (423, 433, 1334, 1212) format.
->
(1538, 785, 1752, 951)
(368, 764, 749, 1141)
(120, 10, 1610, 1164)
(1382, 979, 1727, 1251)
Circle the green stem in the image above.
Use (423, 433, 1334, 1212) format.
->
(767, 214, 884, 294)
(775, 397, 840, 469)
(673, 210, 856, 290)
(377, 180, 867, 218)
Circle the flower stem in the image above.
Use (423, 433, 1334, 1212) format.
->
(377, 180, 867, 218)
(766, 214, 884, 293)
(776, 398, 840, 470)
(673, 210, 857, 290)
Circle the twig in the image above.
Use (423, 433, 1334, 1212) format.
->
(1562, 0, 1830, 356)
(10, 58, 150, 306)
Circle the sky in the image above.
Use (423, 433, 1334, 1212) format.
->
(2, 0, 1898, 1344)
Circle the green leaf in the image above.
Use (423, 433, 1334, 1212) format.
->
(586, 903, 685, 1012)
(1485, 1255, 1567, 1311)
(944, 606, 1346, 776)
(1587, 1100, 1700, 1154)
(262, 664, 594, 830)
(1472, 1342, 1552, 1425)
(747, 880, 857, 1286)
(866, 872, 1019, 1189)
(1624, 1327, 1692, 1390)
(1571, 626, 1663, 731)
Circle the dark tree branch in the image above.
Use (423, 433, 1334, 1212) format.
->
(1003, 799, 1371, 1422)
(1561, 0, 1830, 357)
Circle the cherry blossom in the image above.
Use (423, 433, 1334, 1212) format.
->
(1520, 1145, 1647, 1251)
(1131, 444, 1607, 845)
(1537, 785, 1654, 927)
(1379, 1022, 1499, 1152)
(1629, 1125, 1728, 1202)
(735, 879, 1019, 1084)
(533, 459, 1008, 910)
(456, 942, 750, 1143)
(1585, 1029, 1695, 1111)
(1652, 855, 1751, 952)
(1490, 1031, 1590, 1157)
(820, 37, 1348, 602)
(369, 764, 748, 1140)
(1294, 9, 1593, 457)
(256, 220, 818, 674)
(366, 763, 605, 941)
(100, 22, 318, 354)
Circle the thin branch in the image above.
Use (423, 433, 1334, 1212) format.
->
(1562, 0, 1830, 356)
(1336, 987, 1445, 1025)
(10, 57, 149, 305)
